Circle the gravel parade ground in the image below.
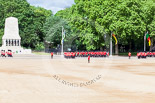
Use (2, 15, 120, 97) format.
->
(0, 54, 155, 103)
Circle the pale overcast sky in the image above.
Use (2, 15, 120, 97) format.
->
(27, 0, 75, 14)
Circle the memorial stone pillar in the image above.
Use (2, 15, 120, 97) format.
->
(19, 40, 21, 46)
(3, 39, 6, 46)
(1, 17, 32, 54)
(11, 40, 13, 46)
(9, 39, 10, 46)
(15, 40, 17, 46)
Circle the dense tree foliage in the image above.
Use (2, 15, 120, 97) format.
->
(0, 0, 52, 49)
(56, 0, 155, 52)
(0, 0, 154, 52)
(43, 15, 82, 51)
(44, 16, 68, 48)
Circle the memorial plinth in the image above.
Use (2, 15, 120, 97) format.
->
(0, 17, 31, 54)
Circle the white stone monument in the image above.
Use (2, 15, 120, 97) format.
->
(0, 17, 31, 54)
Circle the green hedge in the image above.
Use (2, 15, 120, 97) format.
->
(118, 52, 137, 56)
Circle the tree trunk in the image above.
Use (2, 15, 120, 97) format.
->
(100, 47, 103, 51)
(129, 42, 132, 52)
(115, 43, 119, 55)
(150, 38, 154, 51)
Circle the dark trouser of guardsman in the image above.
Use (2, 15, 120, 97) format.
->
(88, 56, 90, 63)
(51, 52, 53, 59)
(128, 52, 131, 59)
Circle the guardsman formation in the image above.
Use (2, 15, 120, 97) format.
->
(64, 52, 76, 59)
(64, 51, 109, 59)
(0, 50, 13, 57)
(137, 52, 155, 59)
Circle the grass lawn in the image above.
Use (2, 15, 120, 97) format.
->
(33, 52, 50, 55)
(118, 52, 137, 56)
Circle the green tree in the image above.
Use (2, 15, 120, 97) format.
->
(43, 16, 72, 49)
(0, 0, 52, 49)
(56, 0, 155, 52)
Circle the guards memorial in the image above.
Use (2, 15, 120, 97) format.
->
(0, 17, 31, 54)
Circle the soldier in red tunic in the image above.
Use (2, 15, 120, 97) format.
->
(137, 52, 140, 59)
(7, 51, 13, 57)
(153, 52, 155, 57)
(88, 55, 90, 63)
(77, 52, 79, 57)
(51, 52, 53, 59)
(7, 51, 10, 57)
(1, 50, 6, 57)
(128, 52, 131, 59)
(10, 51, 13, 57)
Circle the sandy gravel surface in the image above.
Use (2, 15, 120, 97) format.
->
(0, 55, 155, 103)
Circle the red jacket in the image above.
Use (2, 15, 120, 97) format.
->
(137, 53, 140, 56)
(128, 52, 131, 56)
(88, 56, 90, 60)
